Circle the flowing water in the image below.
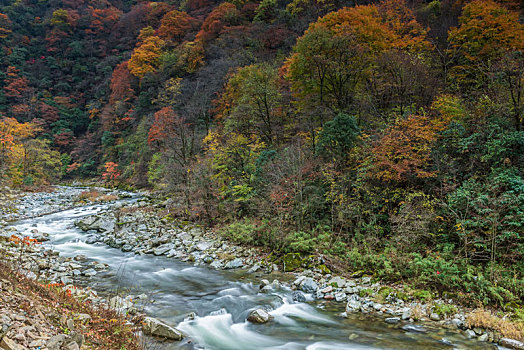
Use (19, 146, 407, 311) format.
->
(11, 193, 499, 350)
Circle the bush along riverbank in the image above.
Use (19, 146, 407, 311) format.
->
(70, 192, 524, 349)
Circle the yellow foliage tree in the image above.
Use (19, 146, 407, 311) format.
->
(128, 36, 165, 78)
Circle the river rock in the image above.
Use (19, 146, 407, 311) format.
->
(465, 329, 476, 339)
(248, 263, 261, 273)
(300, 278, 318, 293)
(500, 338, 524, 350)
(142, 317, 183, 340)
(320, 286, 333, 294)
(451, 318, 464, 329)
(430, 313, 440, 321)
(109, 296, 132, 310)
(401, 325, 428, 333)
(0, 337, 25, 350)
(210, 260, 223, 269)
(346, 299, 361, 313)
(121, 244, 133, 252)
(335, 292, 347, 302)
(196, 242, 212, 251)
(46, 334, 68, 350)
(224, 258, 243, 269)
(478, 333, 488, 342)
(292, 291, 306, 303)
(247, 309, 271, 324)
(83, 268, 97, 277)
(385, 317, 400, 324)
(153, 243, 174, 256)
(328, 276, 346, 288)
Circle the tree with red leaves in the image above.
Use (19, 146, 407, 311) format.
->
(158, 10, 199, 44)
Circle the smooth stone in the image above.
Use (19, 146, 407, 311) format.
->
(196, 242, 212, 251)
(143, 317, 183, 340)
(401, 325, 428, 333)
(224, 258, 243, 269)
(385, 317, 400, 324)
(320, 286, 333, 293)
(334, 292, 347, 302)
(499, 338, 524, 350)
(478, 333, 488, 342)
(451, 318, 464, 329)
(328, 276, 346, 288)
(300, 278, 318, 293)
(346, 300, 361, 313)
(247, 309, 271, 324)
(430, 313, 440, 321)
(292, 291, 306, 303)
(465, 329, 476, 339)
(83, 269, 97, 277)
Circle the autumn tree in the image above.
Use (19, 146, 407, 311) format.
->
(0, 13, 12, 40)
(218, 63, 284, 145)
(158, 10, 199, 44)
(128, 35, 165, 78)
(148, 106, 197, 208)
(0, 117, 60, 185)
(371, 108, 453, 184)
(3, 66, 34, 120)
(195, 2, 240, 44)
(285, 1, 430, 142)
(448, 0, 524, 129)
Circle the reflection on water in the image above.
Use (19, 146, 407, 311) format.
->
(12, 202, 498, 350)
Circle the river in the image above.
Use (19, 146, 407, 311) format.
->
(9, 190, 498, 350)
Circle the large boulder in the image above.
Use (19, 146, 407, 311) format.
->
(142, 317, 183, 340)
(300, 278, 318, 293)
(500, 338, 524, 350)
(225, 258, 243, 269)
(247, 309, 271, 324)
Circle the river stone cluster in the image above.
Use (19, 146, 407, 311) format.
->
(74, 201, 265, 272)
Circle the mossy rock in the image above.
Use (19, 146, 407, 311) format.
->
(317, 264, 331, 275)
(283, 253, 302, 272)
(351, 270, 366, 278)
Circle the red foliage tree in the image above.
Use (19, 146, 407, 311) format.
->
(158, 10, 199, 44)
(4, 66, 30, 100)
(195, 3, 240, 44)
(109, 61, 134, 104)
(39, 102, 60, 126)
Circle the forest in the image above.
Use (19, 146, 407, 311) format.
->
(0, 0, 523, 308)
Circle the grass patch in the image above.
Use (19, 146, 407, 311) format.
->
(467, 309, 524, 341)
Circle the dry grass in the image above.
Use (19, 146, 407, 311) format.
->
(411, 304, 425, 321)
(467, 309, 524, 341)
(78, 190, 118, 203)
(0, 261, 142, 350)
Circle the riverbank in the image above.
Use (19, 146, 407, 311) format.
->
(0, 258, 141, 350)
(70, 189, 523, 349)
(1, 186, 523, 349)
